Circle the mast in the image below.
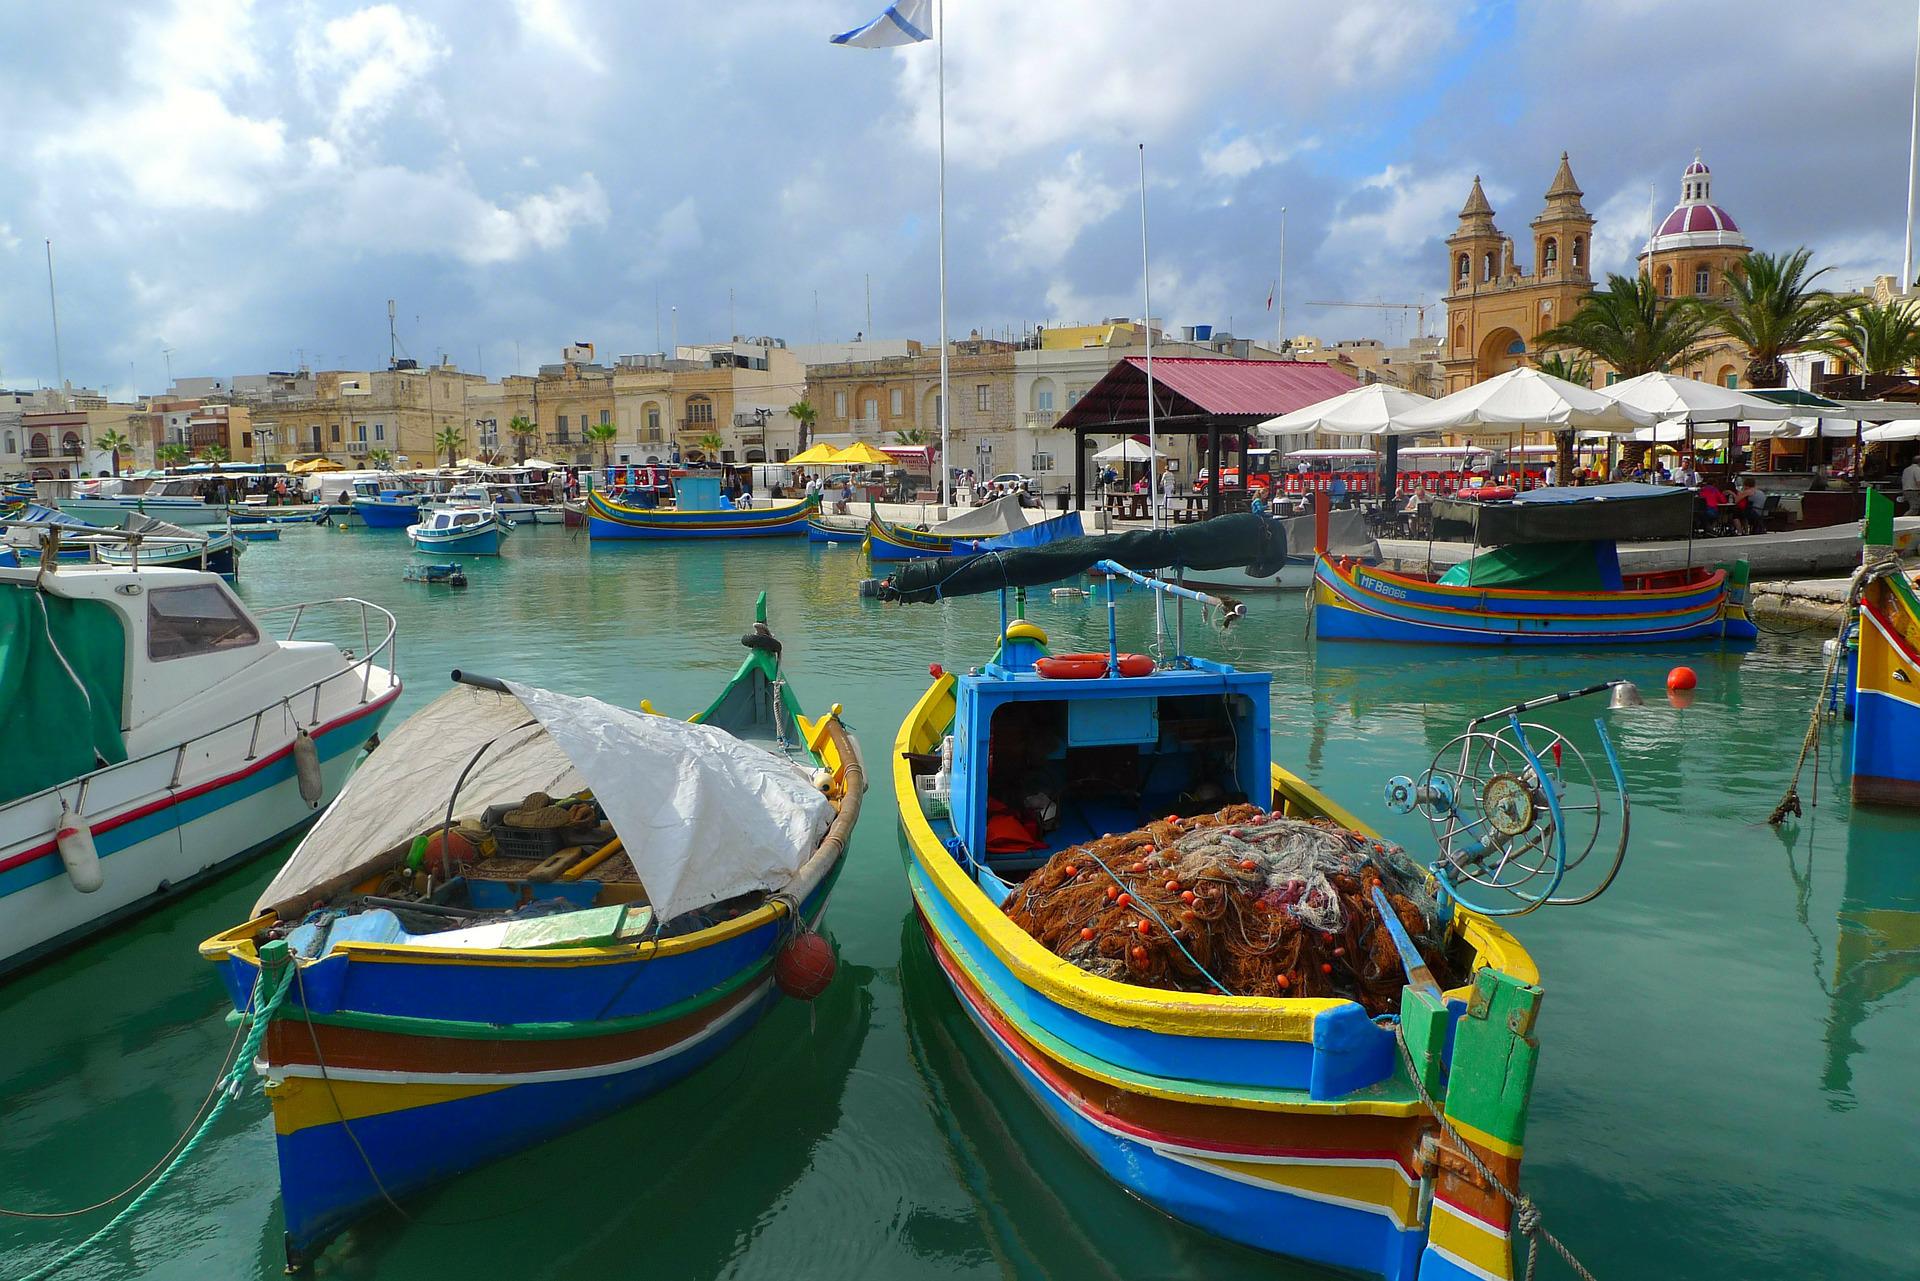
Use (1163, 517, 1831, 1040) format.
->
(1140, 143, 1156, 530)
(1277, 206, 1287, 353)
(45, 240, 65, 401)
(1906, 0, 1920, 292)
(935, 0, 951, 508)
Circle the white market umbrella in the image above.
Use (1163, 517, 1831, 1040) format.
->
(521, 457, 562, 469)
(1092, 438, 1167, 464)
(1600, 370, 1794, 424)
(1751, 416, 1868, 440)
(1256, 383, 1433, 437)
(1389, 366, 1654, 437)
(1864, 421, 1920, 442)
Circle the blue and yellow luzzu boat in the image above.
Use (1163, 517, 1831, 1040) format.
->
(1314, 482, 1756, 646)
(878, 522, 1566, 1281)
(865, 513, 980, 560)
(1850, 491, 1920, 808)
(808, 513, 868, 543)
(587, 473, 816, 540)
(201, 597, 864, 1268)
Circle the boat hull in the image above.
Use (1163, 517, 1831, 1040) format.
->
(808, 515, 867, 544)
(205, 828, 847, 1263)
(1312, 555, 1757, 646)
(97, 536, 242, 579)
(0, 686, 396, 976)
(1852, 574, 1920, 807)
(352, 498, 421, 529)
(892, 675, 1535, 1280)
(586, 490, 817, 540)
(58, 497, 226, 527)
(406, 521, 504, 555)
(867, 516, 970, 560)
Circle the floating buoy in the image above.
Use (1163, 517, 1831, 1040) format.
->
(774, 929, 836, 1000)
(292, 729, 323, 808)
(422, 827, 478, 877)
(1666, 666, 1697, 692)
(55, 803, 103, 894)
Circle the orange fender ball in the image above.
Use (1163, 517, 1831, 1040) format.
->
(1666, 665, 1697, 691)
(774, 930, 837, 1000)
(423, 828, 478, 877)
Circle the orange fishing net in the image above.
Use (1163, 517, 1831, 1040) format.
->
(1001, 804, 1461, 1014)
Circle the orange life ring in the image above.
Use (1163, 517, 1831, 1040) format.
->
(1034, 652, 1155, 679)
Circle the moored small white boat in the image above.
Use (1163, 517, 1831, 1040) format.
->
(0, 559, 400, 976)
(406, 504, 507, 555)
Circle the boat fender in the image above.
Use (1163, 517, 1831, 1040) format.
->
(55, 802, 104, 894)
(293, 729, 323, 808)
(741, 622, 782, 654)
(809, 767, 835, 794)
(774, 929, 836, 1000)
(1034, 652, 1155, 680)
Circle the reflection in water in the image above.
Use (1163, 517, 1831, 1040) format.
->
(1822, 814, 1920, 1104)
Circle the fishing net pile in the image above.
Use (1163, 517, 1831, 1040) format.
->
(1001, 804, 1461, 1013)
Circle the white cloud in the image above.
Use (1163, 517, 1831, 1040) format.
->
(321, 168, 609, 265)
(649, 198, 703, 258)
(1001, 152, 1123, 268)
(511, 0, 607, 73)
(1201, 133, 1318, 182)
(891, 1, 1457, 164)
(1586, 180, 1660, 278)
(0, 223, 18, 253)
(299, 5, 447, 142)
(34, 0, 289, 211)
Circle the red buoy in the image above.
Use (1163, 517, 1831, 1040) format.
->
(774, 930, 837, 1001)
(1666, 666, 1697, 691)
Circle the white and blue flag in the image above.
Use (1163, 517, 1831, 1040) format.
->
(830, 0, 932, 48)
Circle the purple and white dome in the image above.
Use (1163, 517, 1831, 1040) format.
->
(1639, 154, 1749, 259)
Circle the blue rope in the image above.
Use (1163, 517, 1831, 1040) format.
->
(21, 947, 295, 1281)
(1080, 846, 1235, 997)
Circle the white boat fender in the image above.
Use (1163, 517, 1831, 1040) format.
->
(55, 802, 104, 894)
(293, 729, 323, 808)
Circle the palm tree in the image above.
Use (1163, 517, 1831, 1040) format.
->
(155, 442, 187, 471)
(586, 421, 618, 470)
(788, 399, 817, 452)
(894, 426, 927, 446)
(94, 428, 130, 474)
(434, 425, 464, 469)
(507, 414, 537, 464)
(367, 447, 393, 470)
(1537, 272, 1721, 378)
(1815, 299, 1920, 379)
(1719, 248, 1843, 389)
(199, 443, 230, 465)
(696, 431, 725, 461)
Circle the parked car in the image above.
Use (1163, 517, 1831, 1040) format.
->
(984, 472, 1035, 494)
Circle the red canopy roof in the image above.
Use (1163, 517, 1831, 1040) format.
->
(1055, 357, 1359, 433)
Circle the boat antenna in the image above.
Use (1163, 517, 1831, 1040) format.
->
(1139, 143, 1165, 655)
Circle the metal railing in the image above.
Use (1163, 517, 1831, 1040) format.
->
(3, 595, 398, 813)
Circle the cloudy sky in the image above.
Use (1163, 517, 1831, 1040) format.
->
(1, 0, 1916, 396)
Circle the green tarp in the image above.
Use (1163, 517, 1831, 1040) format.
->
(1437, 541, 1619, 591)
(0, 585, 128, 805)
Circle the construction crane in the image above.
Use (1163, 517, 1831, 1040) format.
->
(1304, 299, 1432, 342)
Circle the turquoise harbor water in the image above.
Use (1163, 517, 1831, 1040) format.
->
(3, 523, 1916, 1280)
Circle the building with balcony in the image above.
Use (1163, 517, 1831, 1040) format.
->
(611, 338, 805, 466)
(242, 363, 484, 468)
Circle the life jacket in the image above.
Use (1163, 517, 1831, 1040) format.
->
(984, 797, 1047, 853)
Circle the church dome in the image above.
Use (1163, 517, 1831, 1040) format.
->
(1641, 154, 1748, 258)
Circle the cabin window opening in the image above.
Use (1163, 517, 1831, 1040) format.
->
(146, 584, 259, 661)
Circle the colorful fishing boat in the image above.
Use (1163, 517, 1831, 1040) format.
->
(866, 513, 977, 559)
(1850, 491, 1920, 808)
(1314, 483, 1757, 645)
(1, 553, 398, 976)
(199, 595, 864, 1268)
(587, 473, 816, 540)
(349, 479, 426, 529)
(878, 520, 1631, 1281)
(405, 505, 507, 555)
(808, 513, 868, 543)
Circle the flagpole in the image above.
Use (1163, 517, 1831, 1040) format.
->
(1277, 206, 1287, 353)
(1905, 0, 1920, 293)
(935, 0, 951, 509)
(1139, 143, 1157, 532)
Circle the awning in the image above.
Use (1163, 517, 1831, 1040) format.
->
(1092, 439, 1167, 463)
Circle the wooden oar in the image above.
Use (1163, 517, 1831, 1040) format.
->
(561, 836, 624, 882)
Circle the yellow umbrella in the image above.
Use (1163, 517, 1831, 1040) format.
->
(831, 441, 895, 466)
(788, 443, 841, 465)
(286, 457, 345, 473)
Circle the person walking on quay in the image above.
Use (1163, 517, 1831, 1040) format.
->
(1902, 453, 1920, 514)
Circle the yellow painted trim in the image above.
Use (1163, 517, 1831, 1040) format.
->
(1447, 1114, 1525, 1160)
(1189, 1152, 1421, 1229)
(1429, 1199, 1517, 1278)
(266, 1074, 507, 1135)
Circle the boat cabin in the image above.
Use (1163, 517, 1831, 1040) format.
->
(419, 508, 492, 534)
(936, 623, 1271, 891)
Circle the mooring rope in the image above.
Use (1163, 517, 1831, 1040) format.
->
(19, 946, 296, 1281)
(1392, 1023, 1597, 1281)
(1767, 556, 1894, 826)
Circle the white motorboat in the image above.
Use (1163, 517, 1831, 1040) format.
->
(59, 478, 227, 527)
(428, 483, 561, 525)
(0, 559, 400, 975)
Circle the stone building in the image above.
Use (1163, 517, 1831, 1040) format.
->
(1440, 153, 1596, 391)
(609, 339, 806, 467)
(243, 364, 483, 467)
(803, 334, 1021, 470)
